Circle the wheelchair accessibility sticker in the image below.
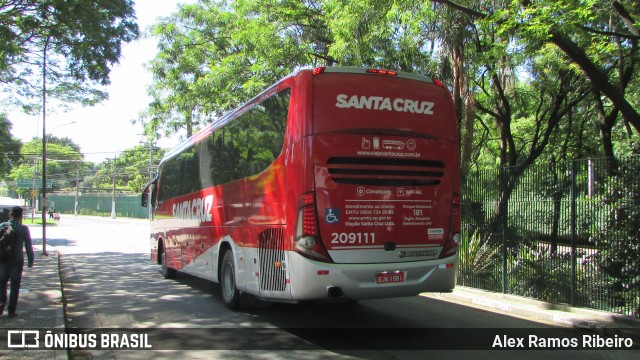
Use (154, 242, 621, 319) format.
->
(325, 208, 340, 224)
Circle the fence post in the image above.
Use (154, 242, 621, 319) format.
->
(501, 166, 508, 294)
(570, 160, 578, 306)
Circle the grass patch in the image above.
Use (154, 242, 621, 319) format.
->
(23, 218, 58, 226)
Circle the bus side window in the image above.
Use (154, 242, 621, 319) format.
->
(221, 88, 290, 180)
(158, 162, 181, 204)
(179, 147, 201, 194)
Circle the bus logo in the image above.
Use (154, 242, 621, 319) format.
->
(8, 330, 40, 348)
(172, 195, 213, 222)
(335, 94, 435, 115)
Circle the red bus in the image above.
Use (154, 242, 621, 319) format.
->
(142, 67, 460, 309)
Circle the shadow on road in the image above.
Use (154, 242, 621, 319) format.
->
(59, 249, 605, 356)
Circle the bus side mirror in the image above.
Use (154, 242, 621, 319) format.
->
(141, 178, 157, 208)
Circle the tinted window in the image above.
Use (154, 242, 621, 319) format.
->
(200, 88, 290, 186)
(158, 88, 291, 201)
(158, 146, 200, 203)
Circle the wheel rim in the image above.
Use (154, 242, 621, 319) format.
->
(222, 261, 235, 301)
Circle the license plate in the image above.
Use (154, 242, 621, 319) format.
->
(375, 271, 405, 284)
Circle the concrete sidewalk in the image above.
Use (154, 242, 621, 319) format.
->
(0, 245, 66, 359)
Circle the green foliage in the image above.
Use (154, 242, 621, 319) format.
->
(140, 0, 315, 140)
(86, 145, 165, 194)
(591, 159, 640, 316)
(0, 0, 139, 85)
(458, 230, 501, 290)
(1, 0, 139, 113)
(460, 156, 640, 317)
(325, 0, 438, 72)
(0, 114, 22, 177)
(7, 136, 87, 197)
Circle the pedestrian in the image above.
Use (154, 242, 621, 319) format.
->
(48, 207, 54, 220)
(0, 206, 34, 318)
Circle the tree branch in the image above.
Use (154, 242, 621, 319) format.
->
(577, 24, 640, 40)
(613, 1, 639, 37)
(429, 0, 486, 18)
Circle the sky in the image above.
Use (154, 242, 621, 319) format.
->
(6, 1, 194, 164)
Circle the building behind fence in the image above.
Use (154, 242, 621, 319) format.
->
(459, 156, 639, 318)
(47, 156, 640, 318)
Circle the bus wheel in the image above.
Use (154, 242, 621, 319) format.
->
(221, 250, 240, 309)
(160, 248, 176, 279)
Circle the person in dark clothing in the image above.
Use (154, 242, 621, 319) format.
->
(0, 206, 34, 318)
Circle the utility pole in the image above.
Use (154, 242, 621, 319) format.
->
(140, 135, 157, 220)
(41, 36, 50, 257)
(74, 166, 80, 216)
(148, 140, 156, 220)
(111, 155, 116, 219)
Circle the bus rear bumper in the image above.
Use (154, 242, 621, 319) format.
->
(287, 252, 458, 301)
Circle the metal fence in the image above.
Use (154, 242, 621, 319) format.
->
(458, 156, 640, 318)
(48, 194, 149, 219)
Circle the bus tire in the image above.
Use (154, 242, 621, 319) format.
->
(160, 247, 177, 279)
(221, 250, 240, 309)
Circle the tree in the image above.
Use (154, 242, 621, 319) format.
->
(432, 0, 640, 158)
(8, 137, 86, 198)
(85, 146, 165, 193)
(140, 0, 330, 141)
(0, 114, 22, 177)
(116, 145, 165, 193)
(143, 0, 638, 164)
(0, 0, 139, 111)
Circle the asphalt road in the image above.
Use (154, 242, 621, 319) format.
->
(44, 215, 637, 359)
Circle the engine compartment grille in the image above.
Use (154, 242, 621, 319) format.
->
(258, 228, 286, 292)
(326, 157, 444, 186)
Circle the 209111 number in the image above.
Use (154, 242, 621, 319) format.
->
(331, 232, 376, 244)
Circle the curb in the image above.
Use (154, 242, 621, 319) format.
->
(421, 286, 640, 344)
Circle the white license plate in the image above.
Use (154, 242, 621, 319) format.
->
(375, 271, 405, 284)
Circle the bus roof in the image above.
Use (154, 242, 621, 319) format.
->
(159, 67, 441, 166)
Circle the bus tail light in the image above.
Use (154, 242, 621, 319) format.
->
(441, 193, 461, 258)
(294, 192, 332, 262)
(366, 68, 398, 76)
(313, 67, 326, 75)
